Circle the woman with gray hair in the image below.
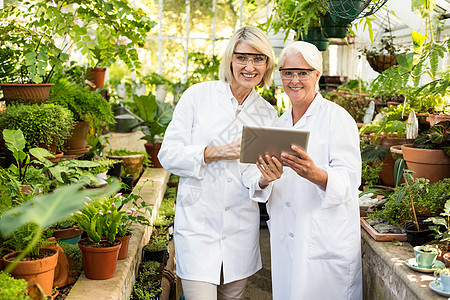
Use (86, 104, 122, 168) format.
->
(257, 41, 363, 299)
(158, 25, 280, 299)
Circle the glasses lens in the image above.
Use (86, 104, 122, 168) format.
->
(280, 69, 312, 81)
(234, 53, 267, 66)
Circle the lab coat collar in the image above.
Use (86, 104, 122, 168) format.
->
(221, 81, 257, 109)
(280, 93, 324, 129)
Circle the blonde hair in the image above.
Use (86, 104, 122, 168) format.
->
(278, 41, 322, 92)
(219, 26, 275, 89)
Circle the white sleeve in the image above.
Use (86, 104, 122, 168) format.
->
(319, 112, 361, 209)
(157, 87, 207, 179)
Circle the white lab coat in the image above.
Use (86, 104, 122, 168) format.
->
(267, 94, 363, 300)
(158, 81, 277, 284)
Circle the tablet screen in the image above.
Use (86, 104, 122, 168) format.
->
(240, 126, 310, 164)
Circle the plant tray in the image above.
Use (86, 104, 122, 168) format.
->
(360, 217, 407, 242)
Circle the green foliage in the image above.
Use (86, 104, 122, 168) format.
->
(48, 80, 114, 134)
(57, 240, 82, 277)
(413, 121, 450, 156)
(0, 271, 30, 300)
(108, 184, 153, 237)
(187, 51, 220, 85)
(72, 195, 125, 244)
(0, 103, 74, 152)
(0, 7, 69, 83)
(368, 177, 450, 226)
(263, 0, 326, 40)
(325, 91, 367, 123)
(0, 180, 120, 272)
(361, 160, 382, 188)
(144, 236, 168, 252)
(0, 0, 157, 82)
(139, 261, 162, 279)
(1, 223, 52, 256)
(90, 158, 119, 175)
(134, 94, 173, 143)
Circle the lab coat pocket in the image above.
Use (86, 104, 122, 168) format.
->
(307, 209, 352, 261)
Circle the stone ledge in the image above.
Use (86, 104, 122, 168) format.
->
(362, 229, 443, 300)
(65, 168, 170, 300)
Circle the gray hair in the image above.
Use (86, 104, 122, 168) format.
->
(278, 41, 322, 92)
(219, 26, 275, 89)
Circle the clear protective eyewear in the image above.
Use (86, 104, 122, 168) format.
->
(279, 68, 315, 81)
(233, 52, 268, 66)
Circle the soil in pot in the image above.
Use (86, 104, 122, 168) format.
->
(404, 220, 435, 247)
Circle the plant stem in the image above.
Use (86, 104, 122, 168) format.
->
(405, 179, 420, 231)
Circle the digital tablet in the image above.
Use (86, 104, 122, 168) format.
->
(240, 126, 310, 164)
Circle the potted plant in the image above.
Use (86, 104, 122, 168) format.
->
(363, 35, 401, 73)
(401, 121, 450, 183)
(143, 236, 168, 266)
(133, 94, 173, 168)
(0, 179, 120, 296)
(50, 217, 82, 245)
(0, 1, 156, 93)
(108, 187, 153, 260)
(425, 197, 450, 263)
(88, 157, 118, 187)
(0, 103, 74, 154)
(72, 196, 124, 280)
(48, 80, 115, 151)
(264, 0, 329, 50)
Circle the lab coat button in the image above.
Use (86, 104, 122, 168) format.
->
(285, 202, 290, 207)
(227, 178, 232, 183)
(289, 233, 294, 238)
(225, 207, 230, 211)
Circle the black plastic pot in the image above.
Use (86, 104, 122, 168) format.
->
(404, 220, 434, 247)
(143, 248, 168, 266)
(120, 176, 134, 195)
(107, 161, 123, 178)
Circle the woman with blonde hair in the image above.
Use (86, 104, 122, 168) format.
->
(158, 25, 278, 300)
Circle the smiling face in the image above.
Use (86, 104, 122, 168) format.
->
(230, 42, 267, 92)
(281, 54, 320, 107)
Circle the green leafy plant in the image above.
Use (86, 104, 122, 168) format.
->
(367, 176, 450, 226)
(89, 158, 119, 175)
(144, 236, 168, 252)
(0, 0, 157, 83)
(0, 103, 74, 152)
(107, 184, 153, 237)
(138, 261, 162, 280)
(48, 79, 114, 134)
(0, 180, 120, 272)
(426, 197, 450, 244)
(134, 94, 173, 144)
(72, 195, 125, 245)
(0, 271, 30, 300)
(413, 120, 450, 157)
(263, 0, 326, 40)
(361, 160, 383, 188)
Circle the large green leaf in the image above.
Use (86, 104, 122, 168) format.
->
(134, 94, 158, 123)
(3, 129, 26, 152)
(0, 180, 120, 237)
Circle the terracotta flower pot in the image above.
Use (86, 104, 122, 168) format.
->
(78, 238, 121, 280)
(3, 248, 59, 297)
(64, 121, 90, 151)
(0, 83, 54, 105)
(369, 133, 413, 187)
(401, 144, 450, 184)
(144, 142, 163, 168)
(87, 67, 107, 89)
(107, 154, 145, 180)
(117, 235, 132, 260)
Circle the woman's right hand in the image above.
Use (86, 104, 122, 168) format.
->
(257, 154, 283, 188)
(204, 140, 241, 163)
